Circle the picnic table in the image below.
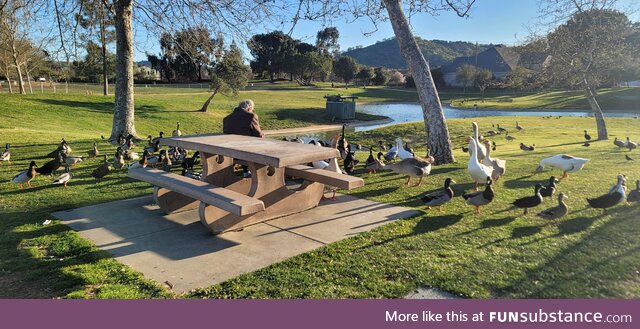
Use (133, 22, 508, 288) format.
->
(128, 134, 364, 234)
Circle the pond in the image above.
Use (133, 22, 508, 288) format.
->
(279, 102, 639, 143)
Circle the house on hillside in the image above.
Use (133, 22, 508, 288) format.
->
(440, 45, 550, 87)
(135, 61, 161, 81)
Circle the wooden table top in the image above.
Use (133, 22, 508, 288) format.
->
(160, 134, 340, 167)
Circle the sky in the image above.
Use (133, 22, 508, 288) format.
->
(131, 0, 639, 62)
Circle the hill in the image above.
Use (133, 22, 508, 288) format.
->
(343, 37, 492, 69)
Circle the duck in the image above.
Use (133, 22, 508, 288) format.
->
(626, 137, 637, 150)
(144, 138, 160, 154)
(467, 137, 493, 190)
(12, 161, 38, 189)
(152, 131, 165, 144)
(421, 178, 455, 211)
(87, 142, 99, 158)
(36, 152, 64, 176)
(403, 142, 415, 157)
(60, 138, 72, 155)
(321, 157, 344, 200)
(534, 154, 589, 179)
(181, 151, 200, 171)
(463, 177, 495, 214)
(123, 149, 140, 161)
(486, 130, 498, 137)
(384, 143, 398, 162)
(160, 149, 173, 172)
(536, 193, 569, 220)
(378, 140, 386, 151)
(383, 154, 432, 186)
(583, 130, 591, 141)
(519, 143, 535, 151)
(539, 176, 559, 198)
(128, 151, 148, 170)
(92, 154, 112, 181)
(45, 139, 71, 158)
(482, 139, 506, 182)
(365, 152, 386, 174)
(395, 138, 414, 160)
(470, 122, 487, 161)
(53, 166, 73, 188)
(146, 152, 160, 168)
(309, 141, 330, 169)
(587, 175, 627, 214)
(516, 121, 524, 131)
(505, 133, 516, 142)
(614, 137, 626, 148)
(172, 122, 182, 137)
(1, 143, 11, 164)
(343, 151, 358, 174)
(627, 180, 640, 203)
(511, 183, 544, 215)
(491, 141, 497, 151)
(62, 154, 84, 167)
(496, 124, 506, 134)
(114, 147, 126, 169)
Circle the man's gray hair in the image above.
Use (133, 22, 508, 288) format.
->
(238, 99, 254, 111)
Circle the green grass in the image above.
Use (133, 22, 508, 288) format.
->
(1, 85, 639, 298)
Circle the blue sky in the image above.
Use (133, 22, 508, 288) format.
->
(132, 0, 639, 62)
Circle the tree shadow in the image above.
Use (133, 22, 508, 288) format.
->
(457, 216, 517, 236)
(34, 99, 114, 113)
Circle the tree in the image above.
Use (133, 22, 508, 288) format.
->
(333, 56, 359, 86)
(200, 43, 251, 112)
(372, 67, 389, 86)
(387, 70, 405, 86)
(356, 67, 375, 86)
(248, 31, 297, 82)
(545, 8, 636, 140)
(316, 27, 340, 56)
(0, 0, 37, 94)
(77, 41, 115, 82)
(287, 51, 332, 86)
(474, 67, 492, 98)
(455, 64, 476, 94)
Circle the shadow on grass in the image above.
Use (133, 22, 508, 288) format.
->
(457, 216, 517, 236)
(34, 99, 114, 113)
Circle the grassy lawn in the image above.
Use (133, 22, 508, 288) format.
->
(1, 85, 639, 298)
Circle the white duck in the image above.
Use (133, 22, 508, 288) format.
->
(482, 139, 506, 181)
(53, 167, 73, 188)
(535, 154, 589, 179)
(322, 157, 344, 200)
(470, 122, 487, 161)
(467, 137, 493, 190)
(309, 141, 329, 169)
(0, 143, 10, 164)
(395, 138, 414, 160)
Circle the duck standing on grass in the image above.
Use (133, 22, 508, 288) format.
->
(584, 130, 591, 141)
(614, 137, 626, 148)
(536, 193, 569, 221)
(463, 177, 495, 214)
(12, 161, 37, 189)
(483, 139, 506, 182)
(160, 150, 173, 172)
(92, 155, 113, 181)
(511, 184, 544, 215)
(1, 143, 10, 164)
(626, 137, 638, 151)
(36, 152, 64, 176)
(128, 151, 148, 170)
(421, 178, 455, 212)
(383, 152, 433, 186)
(468, 137, 493, 190)
(172, 122, 182, 137)
(114, 147, 126, 169)
(587, 175, 627, 214)
(539, 176, 559, 198)
(343, 151, 358, 174)
(534, 154, 589, 179)
(627, 180, 640, 203)
(87, 142, 99, 158)
(364, 148, 385, 174)
(53, 166, 73, 188)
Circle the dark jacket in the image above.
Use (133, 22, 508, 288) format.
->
(222, 107, 264, 138)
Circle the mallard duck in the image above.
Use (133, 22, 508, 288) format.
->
(463, 177, 495, 214)
(534, 154, 589, 179)
(12, 161, 38, 189)
(160, 149, 172, 172)
(383, 155, 432, 186)
(123, 149, 139, 161)
(309, 141, 329, 169)
(152, 131, 165, 144)
(470, 122, 487, 161)
(45, 139, 71, 158)
(627, 180, 640, 203)
(539, 176, 559, 198)
(1, 143, 11, 164)
(584, 130, 591, 141)
(482, 139, 506, 182)
(536, 193, 569, 220)
(120, 134, 135, 151)
(114, 147, 126, 169)
(378, 140, 386, 151)
(343, 151, 359, 174)
(60, 138, 72, 155)
(63, 154, 84, 167)
(395, 138, 414, 160)
(511, 183, 544, 215)
(519, 143, 535, 151)
(468, 137, 493, 190)
(614, 137, 626, 148)
(172, 122, 182, 137)
(626, 137, 637, 150)
(53, 166, 73, 188)
(505, 133, 516, 142)
(486, 130, 497, 137)
(87, 142, 99, 158)
(128, 151, 148, 170)
(421, 177, 455, 211)
(496, 124, 506, 134)
(384, 143, 398, 162)
(587, 175, 627, 214)
(516, 121, 524, 131)
(365, 152, 386, 174)
(36, 152, 64, 176)
(92, 154, 112, 181)
(181, 151, 200, 171)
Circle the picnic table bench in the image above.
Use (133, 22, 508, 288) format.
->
(128, 134, 364, 234)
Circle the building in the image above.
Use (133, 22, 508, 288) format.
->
(135, 61, 161, 81)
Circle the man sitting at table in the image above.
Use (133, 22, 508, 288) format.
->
(223, 99, 264, 178)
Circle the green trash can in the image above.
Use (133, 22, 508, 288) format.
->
(324, 95, 358, 120)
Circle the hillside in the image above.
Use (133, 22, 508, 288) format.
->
(343, 37, 492, 69)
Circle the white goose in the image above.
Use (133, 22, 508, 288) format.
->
(396, 138, 414, 160)
(467, 137, 493, 190)
(470, 122, 487, 161)
(535, 154, 589, 179)
(309, 141, 329, 169)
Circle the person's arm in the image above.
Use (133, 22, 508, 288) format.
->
(250, 114, 264, 138)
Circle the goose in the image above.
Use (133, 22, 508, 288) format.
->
(536, 193, 569, 220)
(114, 147, 126, 169)
(511, 183, 544, 215)
(614, 137, 626, 148)
(365, 152, 386, 174)
(63, 154, 84, 167)
(583, 130, 591, 141)
(519, 143, 535, 151)
(626, 137, 637, 150)
(627, 180, 640, 203)
(92, 154, 112, 181)
(86, 142, 99, 158)
(505, 133, 516, 142)
(12, 161, 38, 189)
(343, 151, 358, 174)
(337, 124, 349, 159)
(470, 122, 486, 161)
(36, 152, 64, 176)
(378, 140, 386, 151)
(463, 176, 495, 214)
(383, 155, 432, 186)
(172, 122, 182, 137)
(128, 151, 148, 170)
(421, 178, 455, 212)
(309, 141, 329, 169)
(516, 121, 524, 131)
(396, 138, 414, 160)
(534, 154, 589, 179)
(1, 143, 11, 164)
(482, 139, 506, 182)
(539, 176, 559, 198)
(160, 150, 173, 172)
(587, 175, 627, 214)
(53, 166, 73, 188)
(467, 137, 493, 190)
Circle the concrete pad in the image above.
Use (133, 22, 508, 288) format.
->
(404, 287, 462, 299)
(53, 194, 419, 293)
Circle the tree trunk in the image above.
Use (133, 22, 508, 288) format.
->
(382, 0, 454, 164)
(11, 46, 25, 94)
(109, 0, 138, 141)
(582, 79, 608, 140)
(100, 0, 109, 96)
(6, 75, 13, 94)
(25, 67, 33, 93)
(200, 87, 219, 112)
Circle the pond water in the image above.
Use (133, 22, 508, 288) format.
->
(280, 102, 639, 143)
